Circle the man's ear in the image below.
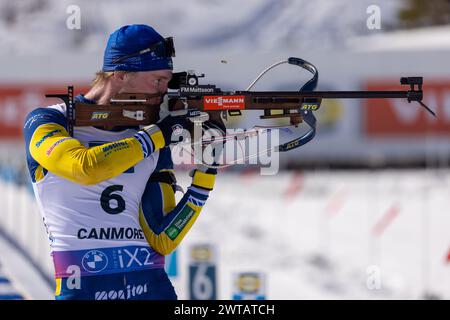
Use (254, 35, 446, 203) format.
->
(112, 71, 127, 82)
(110, 71, 129, 91)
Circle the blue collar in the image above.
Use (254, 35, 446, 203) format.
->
(74, 94, 96, 104)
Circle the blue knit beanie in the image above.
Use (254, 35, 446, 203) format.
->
(102, 24, 173, 72)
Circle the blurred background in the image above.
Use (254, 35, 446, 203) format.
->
(0, 0, 449, 300)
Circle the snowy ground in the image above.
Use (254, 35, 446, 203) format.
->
(171, 169, 450, 300)
(0, 167, 449, 300)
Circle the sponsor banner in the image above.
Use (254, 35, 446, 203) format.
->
(52, 245, 164, 277)
(363, 80, 450, 137)
(0, 83, 89, 139)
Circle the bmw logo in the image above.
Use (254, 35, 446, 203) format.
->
(81, 250, 108, 273)
(171, 124, 184, 135)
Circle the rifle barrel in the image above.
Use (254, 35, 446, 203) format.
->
(239, 90, 411, 99)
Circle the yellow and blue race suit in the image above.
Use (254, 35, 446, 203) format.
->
(23, 95, 217, 300)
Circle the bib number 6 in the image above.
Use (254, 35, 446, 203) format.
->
(100, 185, 126, 215)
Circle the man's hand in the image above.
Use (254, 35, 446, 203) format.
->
(138, 114, 192, 150)
(189, 163, 217, 191)
(189, 117, 226, 189)
(135, 113, 192, 158)
(156, 114, 192, 145)
(201, 117, 226, 166)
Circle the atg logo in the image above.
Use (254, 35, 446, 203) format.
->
(171, 124, 184, 135)
(91, 112, 110, 120)
(82, 250, 108, 273)
(301, 103, 320, 111)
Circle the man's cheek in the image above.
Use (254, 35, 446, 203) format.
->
(149, 98, 160, 105)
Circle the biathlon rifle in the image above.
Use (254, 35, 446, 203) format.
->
(46, 57, 434, 153)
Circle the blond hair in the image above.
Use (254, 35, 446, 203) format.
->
(92, 70, 131, 86)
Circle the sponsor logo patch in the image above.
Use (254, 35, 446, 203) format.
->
(102, 141, 129, 156)
(204, 96, 245, 110)
(165, 205, 195, 240)
(46, 137, 72, 156)
(77, 227, 145, 240)
(171, 124, 184, 135)
(24, 114, 46, 129)
(35, 129, 61, 147)
(81, 250, 108, 273)
(300, 103, 320, 111)
(94, 283, 148, 300)
(91, 112, 110, 120)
